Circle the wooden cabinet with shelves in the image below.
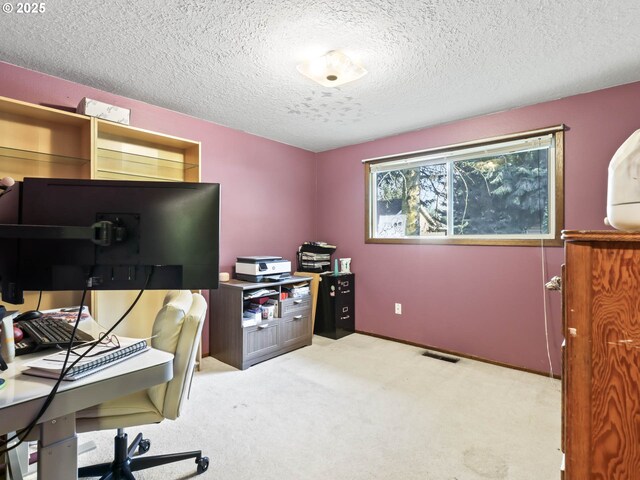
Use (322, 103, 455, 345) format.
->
(562, 230, 640, 479)
(0, 96, 93, 311)
(209, 277, 313, 370)
(90, 120, 201, 339)
(0, 96, 92, 182)
(0, 95, 202, 337)
(94, 120, 200, 183)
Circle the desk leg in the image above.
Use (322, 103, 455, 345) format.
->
(6, 438, 28, 480)
(38, 414, 78, 480)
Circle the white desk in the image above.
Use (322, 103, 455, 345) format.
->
(0, 346, 173, 480)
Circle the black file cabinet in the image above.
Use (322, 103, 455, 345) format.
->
(314, 273, 355, 339)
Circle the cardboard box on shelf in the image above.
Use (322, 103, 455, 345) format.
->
(77, 97, 131, 125)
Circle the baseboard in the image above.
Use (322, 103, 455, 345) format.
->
(355, 330, 561, 380)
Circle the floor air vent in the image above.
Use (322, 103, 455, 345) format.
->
(422, 351, 460, 363)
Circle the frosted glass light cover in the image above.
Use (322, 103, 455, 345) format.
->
(297, 50, 367, 87)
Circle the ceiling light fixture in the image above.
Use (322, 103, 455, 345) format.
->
(297, 50, 367, 88)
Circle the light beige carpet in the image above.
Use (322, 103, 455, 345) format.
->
(76, 334, 561, 480)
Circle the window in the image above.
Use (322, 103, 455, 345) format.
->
(365, 126, 564, 246)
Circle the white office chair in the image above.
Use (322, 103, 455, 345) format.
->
(75, 290, 209, 479)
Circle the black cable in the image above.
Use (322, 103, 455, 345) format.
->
(0, 285, 91, 451)
(7, 288, 90, 447)
(57, 268, 153, 380)
(0, 266, 155, 454)
(35, 290, 42, 312)
(0, 287, 88, 452)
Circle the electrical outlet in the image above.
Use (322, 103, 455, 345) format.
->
(395, 303, 402, 315)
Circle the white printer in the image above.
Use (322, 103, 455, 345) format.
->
(235, 256, 292, 282)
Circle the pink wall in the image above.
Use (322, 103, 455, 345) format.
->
(4, 59, 640, 373)
(0, 61, 317, 353)
(316, 81, 640, 374)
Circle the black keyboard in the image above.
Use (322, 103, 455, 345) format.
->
(16, 317, 95, 356)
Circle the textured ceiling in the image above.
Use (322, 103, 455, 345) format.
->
(1, 0, 640, 152)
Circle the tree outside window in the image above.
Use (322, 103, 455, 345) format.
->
(365, 127, 563, 246)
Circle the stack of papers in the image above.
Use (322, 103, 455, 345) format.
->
(243, 289, 278, 300)
(300, 251, 331, 270)
(289, 282, 310, 297)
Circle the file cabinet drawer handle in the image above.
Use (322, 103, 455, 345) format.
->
(258, 324, 269, 329)
(293, 315, 303, 320)
(293, 300, 302, 304)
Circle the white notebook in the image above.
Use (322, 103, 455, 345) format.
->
(23, 337, 149, 381)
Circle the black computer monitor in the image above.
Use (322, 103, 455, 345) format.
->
(0, 178, 220, 304)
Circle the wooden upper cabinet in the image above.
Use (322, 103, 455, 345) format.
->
(90, 121, 202, 337)
(0, 96, 92, 311)
(0, 95, 202, 329)
(0, 96, 92, 181)
(563, 230, 640, 479)
(94, 120, 200, 183)
(0, 96, 202, 184)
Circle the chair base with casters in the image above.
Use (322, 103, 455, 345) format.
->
(78, 428, 209, 479)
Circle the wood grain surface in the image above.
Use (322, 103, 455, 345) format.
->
(565, 238, 640, 479)
(590, 245, 640, 479)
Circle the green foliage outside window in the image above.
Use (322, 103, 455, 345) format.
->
(452, 150, 548, 235)
(367, 128, 563, 245)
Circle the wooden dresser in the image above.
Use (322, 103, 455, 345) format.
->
(562, 230, 640, 479)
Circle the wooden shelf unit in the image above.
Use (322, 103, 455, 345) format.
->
(0, 96, 92, 182)
(0, 95, 201, 185)
(0, 95, 202, 337)
(90, 120, 202, 339)
(0, 96, 92, 311)
(209, 277, 313, 370)
(94, 120, 200, 183)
